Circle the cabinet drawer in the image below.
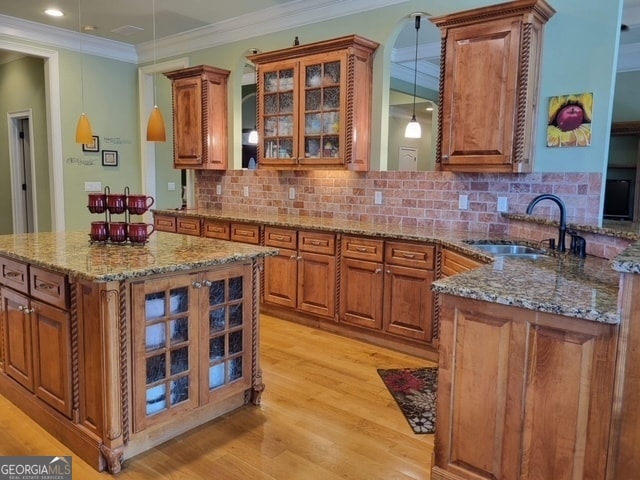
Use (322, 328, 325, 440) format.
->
(341, 236, 384, 262)
(299, 231, 335, 255)
(385, 241, 435, 270)
(176, 217, 202, 236)
(30, 266, 68, 310)
(231, 223, 260, 244)
(203, 220, 230, 240)
(154, 215, 177, 233)
(264, 227, 296, 249)
(0, 256, 29, 294)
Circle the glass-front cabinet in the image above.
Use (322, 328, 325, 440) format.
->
(249, 35, 379, 171)
(131, 264, 252, 432)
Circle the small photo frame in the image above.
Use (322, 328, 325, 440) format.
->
(82, 135, 99, 152)
(102, 150, 118, 167)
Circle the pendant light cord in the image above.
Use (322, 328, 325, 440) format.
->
(79, 0, 86, 113)
(152, 0, 158, 105)
(411, 14, 421, 119)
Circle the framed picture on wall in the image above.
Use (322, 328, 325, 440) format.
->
(82, 135, 99, 152)
(102, 150, 118, 167)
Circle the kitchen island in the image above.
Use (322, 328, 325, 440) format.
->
(0, 231, 277, 473)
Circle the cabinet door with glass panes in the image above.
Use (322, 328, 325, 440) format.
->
(130, 264, 253, 432)
(198, 264, 253, 406)
(298, 54, 347, 167)
(258, 60, 299, 167)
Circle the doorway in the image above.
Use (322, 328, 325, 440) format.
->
(7, 111, 37, 233)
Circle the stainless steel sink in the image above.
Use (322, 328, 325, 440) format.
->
(469, 243, 550, 259)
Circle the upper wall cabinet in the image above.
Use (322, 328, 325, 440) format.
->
(248, 35, 379, 171)
(431, 0, 555, 173)
(164, 65, 230, 170)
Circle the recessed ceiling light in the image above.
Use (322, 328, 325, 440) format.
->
(44, 8, 64, 17)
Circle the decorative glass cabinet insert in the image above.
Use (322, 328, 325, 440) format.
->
(131, 264, 252, 432)
(249, 35, 379, 171)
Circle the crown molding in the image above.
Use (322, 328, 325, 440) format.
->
(0, 14, 137, 63)
(135, 0, 411, 63)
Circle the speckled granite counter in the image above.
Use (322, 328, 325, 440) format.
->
(0, 231, 278, 282)
(432, 254, 620, 324)
(153, 208, 622, 325)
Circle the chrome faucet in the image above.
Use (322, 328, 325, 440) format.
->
(525, 194, 567, 253)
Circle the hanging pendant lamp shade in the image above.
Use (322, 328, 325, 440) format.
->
(404, 13, 422, 139)
(76, 113, 94, 144)
(147, 105, 166, 142)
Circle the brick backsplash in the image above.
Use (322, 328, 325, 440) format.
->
(195, 169, 625, 258)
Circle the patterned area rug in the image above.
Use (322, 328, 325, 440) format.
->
(377, 367, 437, 434)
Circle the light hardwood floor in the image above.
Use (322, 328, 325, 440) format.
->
(0, 314, 435, 479)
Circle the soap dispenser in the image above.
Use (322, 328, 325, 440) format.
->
(248, 157, 257, 170)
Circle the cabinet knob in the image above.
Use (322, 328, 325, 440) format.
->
(192, 281, 202, 289)
(290, 255, 298, 260)
(442, 155, 449, 162)
(203, 280, 212, 287)
(18, 305, 25, 311)
(375, 268, 382, 274)
(297, 256, 302, 261)
(386, 269, 391, 274)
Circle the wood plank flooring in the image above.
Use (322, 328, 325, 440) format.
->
(0, 314, 435, 479)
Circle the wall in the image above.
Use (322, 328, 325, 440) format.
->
(612, 70, 640, 121)
(57, 50, 141, 230)
(0, 56, 50, 233)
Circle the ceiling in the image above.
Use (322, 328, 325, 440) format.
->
(0, 0, 638, 46)
(0, 0, 638, 110)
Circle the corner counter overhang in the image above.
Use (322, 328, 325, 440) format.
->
(0, 231, 278, 282)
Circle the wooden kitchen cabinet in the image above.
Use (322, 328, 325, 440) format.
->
(164, 65, 230, 170)
(248, 35, 378, 171)
(263, 227, 336, 319)
(383, 241, 435, 343)
(230, 223, 260, 245)
(203, 219, 230, 240)
(176, 216, 202, 236)
(154, 214, 177, 233)
(431, 0, 555, 173)
(340, 236, 384, 329)
(340, 236, 437, 346)
(0, 257, 72, 418)
(130, 263, 253, 432)
(433, 295, 618, 480)
(441, 247, 485, 277)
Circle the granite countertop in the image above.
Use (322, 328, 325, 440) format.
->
(154, 207, 622, 324)
(432, 253, 620, 324)
(0, 231, 278, 282)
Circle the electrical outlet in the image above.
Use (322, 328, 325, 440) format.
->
(289, 187, 296, 200)
(167, 182, 176, 191)
(216, 185, 222, 195)
(497, 196, 508, 212)
(84, 181, 102, 192)
(458, 194, 469, 210)
(243, 186, 249, 197)
(374, 191, 383, 205)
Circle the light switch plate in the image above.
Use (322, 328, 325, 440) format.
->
(243, 186, 249, 197)
(84, 181, 102, 192)
(497, 196, 508, 212)
(289, 187, 296, 200)
(458, 194, 469, 210)
(216, 185, 222, 195)
(374, 191, 383, 205)
(167, 182, 176, 191)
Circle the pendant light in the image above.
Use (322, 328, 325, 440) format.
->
(75, 0, 94, 144)
(247, 127, 258, 145)
(404, 13, 422, 139)
(146, 0, 167, 142)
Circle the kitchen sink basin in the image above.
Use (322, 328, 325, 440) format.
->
(468, 243, 550, 259)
